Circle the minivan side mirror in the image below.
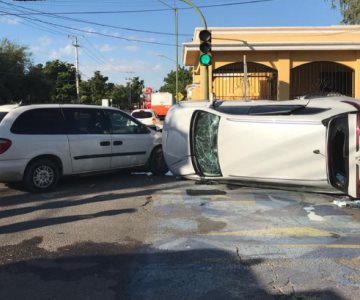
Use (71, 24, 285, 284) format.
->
(138, 124, 150, 134)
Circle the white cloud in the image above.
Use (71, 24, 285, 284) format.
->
(38, 37, 53, 47)
(80, 27, 96, 35)
(152, 64, 162, 71)
(49, 45, 73, 60)
(0, 16, 19, 25)
(103, 59, 147, 73)
(97, 44, 115, 52)
(123, 45, 139, 52)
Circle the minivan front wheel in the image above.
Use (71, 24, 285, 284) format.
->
(24, 159, 60, 192)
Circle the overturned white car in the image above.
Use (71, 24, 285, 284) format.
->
(162, 96, 360, 199)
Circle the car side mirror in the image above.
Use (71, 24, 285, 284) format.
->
(138, 124, 150, 134)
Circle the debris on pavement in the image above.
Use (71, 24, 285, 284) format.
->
(333, 199, 360, 208)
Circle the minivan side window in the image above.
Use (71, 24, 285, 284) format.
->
(63, 108, 109, 134)
(107, 110, 149, 134)
(11, 108, 66, 134)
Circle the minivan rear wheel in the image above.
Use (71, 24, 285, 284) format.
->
(24, 159, 60, 193)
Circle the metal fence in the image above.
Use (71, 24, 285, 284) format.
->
(212, 62, 278, 100)
(290, 61, 354, 99)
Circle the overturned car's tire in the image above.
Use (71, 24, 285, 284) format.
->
(149, 147, 169, 176)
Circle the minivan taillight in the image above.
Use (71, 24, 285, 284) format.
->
(0, 139, 11, 154)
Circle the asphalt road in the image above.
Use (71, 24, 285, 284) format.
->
(0, 173, 360, 299)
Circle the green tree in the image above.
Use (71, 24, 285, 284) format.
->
(109, 84, 128, 108)
(43, 60, 77, 103)
(80, 71, 112, 105)
(0, 39, 30, 104)
(23, 64, 52, 103)
(329, 0, 360, 24)
(126, 76, 145, 106)
(159, 66, 192, 99)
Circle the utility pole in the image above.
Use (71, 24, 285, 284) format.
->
(158, 0, 178, 105)
(175, 6, 179, 103)
(126, 77, 132, 108)
(71, 36, 80, 103)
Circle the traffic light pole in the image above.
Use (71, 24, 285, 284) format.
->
(180, 0, 209, 100)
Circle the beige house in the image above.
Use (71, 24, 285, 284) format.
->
(183, 26, 360, 101)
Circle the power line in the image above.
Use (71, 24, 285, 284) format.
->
(0, 0, 192, 37)
(1, 9, 177, 46)
(2, 0, 274, 15)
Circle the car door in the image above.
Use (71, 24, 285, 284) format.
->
(63, 107, 111, 173)
(106, 109, 154, 169)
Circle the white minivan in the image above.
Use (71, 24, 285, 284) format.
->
(0, 104, 168, 192)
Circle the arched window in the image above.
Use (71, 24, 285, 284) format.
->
(213, 62, 278, 100)
(290, 61, 354, 99)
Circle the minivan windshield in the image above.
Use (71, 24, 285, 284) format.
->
(0, 112, 8, 124)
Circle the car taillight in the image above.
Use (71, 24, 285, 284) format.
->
(152, 118, 156, 124)
(0, 139, 11, 154)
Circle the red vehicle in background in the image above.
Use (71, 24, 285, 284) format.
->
(145, 92, 173, 119)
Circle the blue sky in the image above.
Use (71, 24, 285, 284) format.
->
(0, 0, 342, 90)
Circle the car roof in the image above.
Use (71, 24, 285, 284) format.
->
(0, 103, 125, 112)
(0, 104, 20, 112)
(0, 104, 129, 123)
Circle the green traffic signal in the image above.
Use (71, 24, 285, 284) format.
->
(200, 53, 211, 66)
(199, 29, 211, 66)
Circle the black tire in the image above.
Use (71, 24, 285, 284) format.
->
(149, 147, 169, 176)
(23, 159, 60, 193)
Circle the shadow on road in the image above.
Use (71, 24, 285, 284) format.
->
(0, 237, 342, 300)
(1, 173, 178, 207)
(0, 173, 192, 234)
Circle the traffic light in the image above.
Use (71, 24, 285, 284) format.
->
(199, 29, 211, 66)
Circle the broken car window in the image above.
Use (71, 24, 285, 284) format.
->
(192, 111, 222, 177)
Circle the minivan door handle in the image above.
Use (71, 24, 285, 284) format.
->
(113, 140, 123, 146)
(100, 141, 111, 146)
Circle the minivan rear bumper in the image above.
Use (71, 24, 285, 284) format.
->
(0, 159, 27, 182)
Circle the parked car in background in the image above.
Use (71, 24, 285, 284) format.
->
(0, 104, 168, 192)
(162, 96, 360, 199)
(131, 109, 163, 131)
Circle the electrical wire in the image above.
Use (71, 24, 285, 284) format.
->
(1, 9, 177, 46)
(0, 0, 192, 37)
(2, 0, 274, 15)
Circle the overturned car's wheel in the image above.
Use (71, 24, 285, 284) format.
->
(149, 147, 169, 176)
(24, 158, 60, 193)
